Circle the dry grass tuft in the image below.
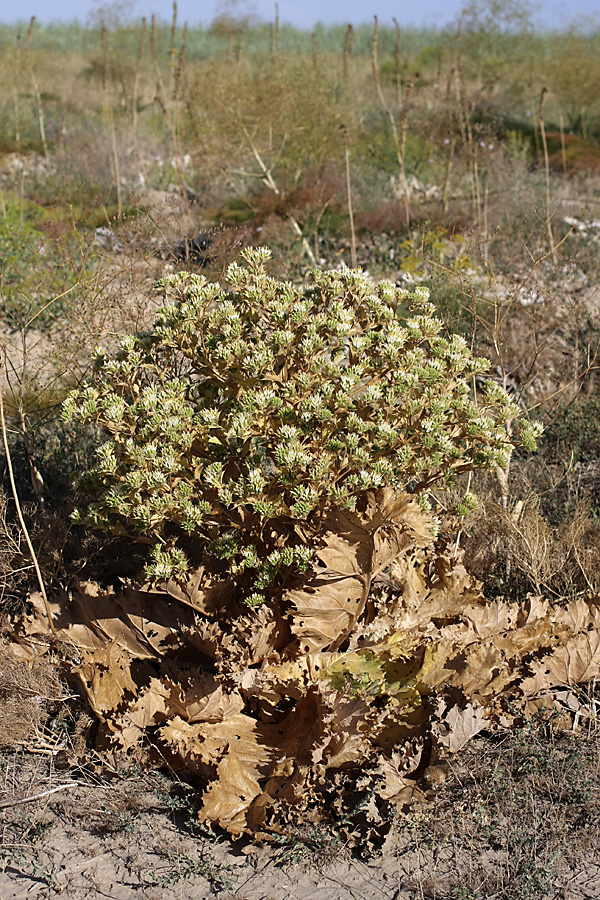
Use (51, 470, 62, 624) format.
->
(0, 641, 66, 747)
(461, 477, 600, 600)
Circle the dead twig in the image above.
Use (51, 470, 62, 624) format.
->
(0, 783, 80, 810)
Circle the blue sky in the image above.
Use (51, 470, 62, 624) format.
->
(1, 0, 598, 30)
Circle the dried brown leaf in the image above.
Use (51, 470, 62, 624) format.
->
(315, 510, 373, 576)
(288, 490, 433, 652)
(112, 675, 185, 748)
(237, 604, 289, 664)
(162, 568, 237, 617)
(161, 712, 270, 771)
(315, 692, 373, 767)
(24, 584, 195, 659)
(161, 711, 275, 834)
(319, 489, 433, 575)
(180, 675, 245, 723)
(521, 629, 600, 695)
(491, 618, 556, 660)
(286, 573, 365, 654)
(375, 744, 422, 800)
(457, 600, 520, 640)
(262, 691, 324, 766)
(450, 642, 518, 700)
(200, 748, 264, 835)
(362, 488, 434, 576)
(75, 644, 139, 722)
(433, 703, 487, 753)
(554, 597, 600, 634)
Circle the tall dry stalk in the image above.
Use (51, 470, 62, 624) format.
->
(342, 124, 357, 268)
(13, 34, 21, 150)
(169, 1, 178, 57)
(392, 18, 403, 110)
(168, 0, 183, 157)
(440, 61, 457, 215)
(18, 166, 25, 227)
(269, 23, 275, 64)
(455, 64, 481, 224)
(559, 113, 568, 175)
(539, 87, 558, 266)
(343, 24, 354, 88)
(101, 24, 122, 219)
(131, 18, 148, 185)
(150, 14, 168, 115)
(170, 22, 188, 204)
(531, 101, 542, 164)
(483, 177, 489, 266)
(450, 34, 481, 223)
(25, 18, 48, 159)
(372, 16, 411, 229)
(441, 136, 455, 214)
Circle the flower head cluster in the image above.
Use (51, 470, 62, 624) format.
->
(63, 247, 540, 596)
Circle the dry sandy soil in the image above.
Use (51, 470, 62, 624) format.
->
(1, 722, 600, 900)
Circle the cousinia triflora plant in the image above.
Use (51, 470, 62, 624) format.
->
(62, 247, 541, 602)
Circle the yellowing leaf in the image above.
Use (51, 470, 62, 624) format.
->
(325, 651, 386, 694)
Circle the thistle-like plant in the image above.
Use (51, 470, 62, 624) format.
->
(63, 247, 540, 600)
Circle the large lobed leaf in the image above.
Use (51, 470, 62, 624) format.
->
(13, 489, 600, 838)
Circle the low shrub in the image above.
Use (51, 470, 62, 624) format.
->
(62, 246, 538, 602)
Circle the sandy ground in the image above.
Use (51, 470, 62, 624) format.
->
(1, 738, 600, 900)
